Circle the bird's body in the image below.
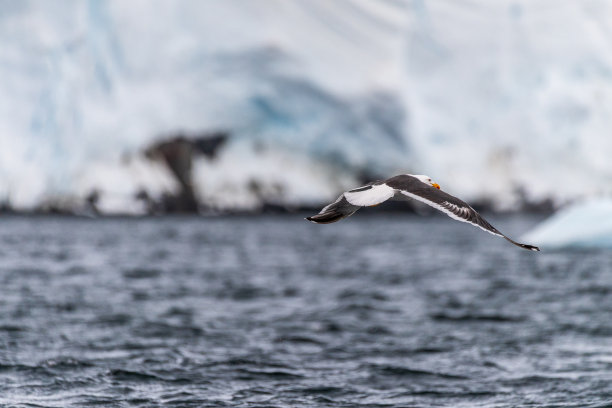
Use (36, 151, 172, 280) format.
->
(306, 174, 540, 251)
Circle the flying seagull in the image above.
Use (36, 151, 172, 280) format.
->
(306, 174, 540, 251)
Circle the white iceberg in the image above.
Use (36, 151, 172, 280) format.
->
(522, 199, 612, 248)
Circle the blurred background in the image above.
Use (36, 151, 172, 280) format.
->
(2, 3, 612, 407)
(2, 0, 611, 215)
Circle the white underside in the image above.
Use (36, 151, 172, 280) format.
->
(344, 183, 395, 207)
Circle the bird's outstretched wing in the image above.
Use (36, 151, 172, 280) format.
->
(307, 175, 540, 252)
(385, 175, 539, 251)
(305, 181, 392, 224)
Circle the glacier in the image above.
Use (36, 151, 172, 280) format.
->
(2, 0, 612, 213)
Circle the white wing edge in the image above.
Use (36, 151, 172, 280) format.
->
(398, 190, 502, 237)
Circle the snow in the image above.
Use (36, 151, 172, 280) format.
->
(74, 154, 179, 215)
(192, 141, 358, 211)
(521, 198, 612, 248)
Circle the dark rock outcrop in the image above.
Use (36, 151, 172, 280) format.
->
(143, 131, 229, 213)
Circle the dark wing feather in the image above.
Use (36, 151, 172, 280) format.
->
(385, 175, 539, 251)
(306, 194, 361, 224)
(306, 180, 390, 224)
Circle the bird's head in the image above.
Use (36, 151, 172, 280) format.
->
(412, 174, 441, 189)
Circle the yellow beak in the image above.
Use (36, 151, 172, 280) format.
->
(432, 183, 441, 189)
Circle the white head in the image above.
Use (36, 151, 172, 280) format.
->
(410, 174, 441, 189)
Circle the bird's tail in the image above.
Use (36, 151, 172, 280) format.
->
(306, 195, 360, 224)
(306, 211, 347, 224)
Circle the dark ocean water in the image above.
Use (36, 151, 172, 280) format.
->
(0, 214, 611, 407)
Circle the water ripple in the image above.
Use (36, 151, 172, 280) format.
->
(0, 214, 609, 407)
